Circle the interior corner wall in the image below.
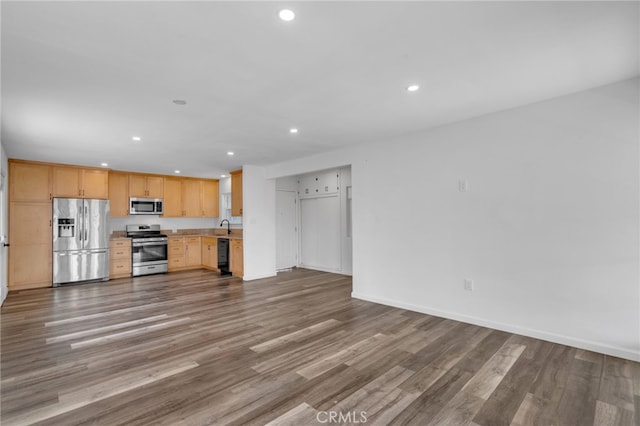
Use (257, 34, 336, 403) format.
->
(243, 165, 277, 281)
(267, 78, 640, 361)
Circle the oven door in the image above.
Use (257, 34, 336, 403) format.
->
(132, 241, 168, 266)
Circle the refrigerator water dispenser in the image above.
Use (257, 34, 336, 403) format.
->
(57, 218, 75, 238)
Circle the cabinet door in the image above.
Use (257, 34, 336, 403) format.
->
(231, 170, 243, 216)
(109, 172, 129, 217)
(129, 175, 147, 197)
(9, 202, 52, 289)
(202, 180, 219, 217)
(185, 237, 201, 266)
(10, 202, 51, 246)
(146, 176, 164, 198)
(53, 167, 82, 197)
(182, 179, 201, 217)
(201, 238, 217, 269)
(9, 162, 52, 202)
(163, 178, 182, 217)
(10, 244, 52, 289)
(230, 240, 243, 276)
(82, 169, 109, 199)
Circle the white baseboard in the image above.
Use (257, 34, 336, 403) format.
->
(298, 264, 352, 276)
(242, 272, 277, 281)
(351, 292, 640, 362)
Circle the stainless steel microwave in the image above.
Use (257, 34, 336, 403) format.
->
(129, 198, 164, 215)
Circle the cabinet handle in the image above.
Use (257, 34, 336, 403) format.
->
(49, 193, 52, 201)
(49, 219, 52, 227)
(82, 189, 85, 197)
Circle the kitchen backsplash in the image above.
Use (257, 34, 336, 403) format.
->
(109, 216, 239, 234)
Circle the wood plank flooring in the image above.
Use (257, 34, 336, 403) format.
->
(1, 268, 638, 425)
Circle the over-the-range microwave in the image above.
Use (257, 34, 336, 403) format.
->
(129, 197, 164, 215)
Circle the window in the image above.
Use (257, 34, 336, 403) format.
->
(220, 192, 242, 224)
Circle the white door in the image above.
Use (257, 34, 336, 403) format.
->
(276, 190, 297, 270)
(0, 169, 7, 304)
(300, 196, 341, 271)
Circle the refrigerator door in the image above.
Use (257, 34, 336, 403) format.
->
(84, 199, 110, 250)
(53, 198, 84, 252)
(53, 249, 109, 285)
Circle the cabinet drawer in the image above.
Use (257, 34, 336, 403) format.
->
(169, 245, 184, 256)
(186, 236, 200, 244)
(110, 239, 131, 248)
(111, 247, 131, 260)
(169, 257, 185, 268)
(110, 258, 131, 275)
(168, 237, 184, 247)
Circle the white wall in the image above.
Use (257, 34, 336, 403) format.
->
(242, 165, 277, 281)
(266, 78, 640, 361)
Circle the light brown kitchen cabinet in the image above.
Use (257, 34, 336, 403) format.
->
(185, 237, 202, 267)
(182, 179, 201, 217)
(53, 166, 108, 199)
(162, 177, 182, 217)
(129, 174, 163, 198)
(168, 236, 202, 270)
(110, 239, 131, 279)
(201, 180, 219, 217)
(9, 202, 52, 289)
(9, 161, 52, 202)
(201, 237, 218, 270)
(230, 239, 243, 277)
(230, 169, 243, 216)
(168, 237, 185, 271)
(108, 172, 129, 217)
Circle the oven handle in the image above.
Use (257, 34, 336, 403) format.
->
(133, 241, 168, 247)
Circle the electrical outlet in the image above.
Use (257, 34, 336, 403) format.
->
(464, 279, 474, 291)
(459, 180, 469, 192)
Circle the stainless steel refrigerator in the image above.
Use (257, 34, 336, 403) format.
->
(53, 198, 110, 286)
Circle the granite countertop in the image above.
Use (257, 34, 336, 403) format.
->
(111, 228, 243, 240)
(167, 232, 243, 240)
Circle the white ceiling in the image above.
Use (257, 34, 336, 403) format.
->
(2, 1, 638, 178)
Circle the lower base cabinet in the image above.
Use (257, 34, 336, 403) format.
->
(110, 239, 131, 279)
(201, 237, 218, 270)
(230, 240, 243, 277)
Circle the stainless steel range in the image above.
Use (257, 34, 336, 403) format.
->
(127, 224, 168, 276)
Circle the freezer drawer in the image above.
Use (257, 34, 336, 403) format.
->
(53, 249, 109, 286)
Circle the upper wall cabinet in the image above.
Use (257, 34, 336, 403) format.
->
(182, 179, 201, 217)
(108, 172, 129, 217)
(162, 177, 182, 217)
(230, 169, 243, 216)
(299, 170, 339, 199)
(129, 174, 164, 198)
(9, 161, 52, 202)
(53, 166, 109, 199)
(202, 180, 219, 217)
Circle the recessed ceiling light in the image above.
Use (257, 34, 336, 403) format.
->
(227, 151, 234, 156)
(290, 128, 298, 134)
(220, 174, 227, 178)
(100, 162, 108, 167)
(132, 136, 141, 141)
(174, 170, 181, 174)
(172, 100, 187, 105)
(279, 9, 295, 21)
(406, 85, 420, 92)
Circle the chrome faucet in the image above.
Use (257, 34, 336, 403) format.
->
(220, 219, 231, 235)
